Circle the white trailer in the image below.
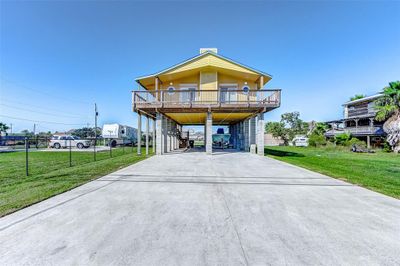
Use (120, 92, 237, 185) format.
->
(102, 124, 137, 147)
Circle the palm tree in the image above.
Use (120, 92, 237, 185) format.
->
(375, 81, 400, 153)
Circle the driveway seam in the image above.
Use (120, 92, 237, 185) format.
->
(218, 185, 249, 266)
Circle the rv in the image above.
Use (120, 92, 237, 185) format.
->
(102, 124, 137, 147)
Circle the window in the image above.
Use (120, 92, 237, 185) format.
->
(220, 84, 237, 103)
(180, 84, 197, 102)
(242, 85, 250, 94)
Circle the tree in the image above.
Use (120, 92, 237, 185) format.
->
(70, 127, 101, 138)
(0, 122, 9, 136)
(374, 81, 400, 153)
(265, 121, 289, 145)
(20, 129, 33, 137)
(350, 94, 366, 101)
(265, 112, 309, 145)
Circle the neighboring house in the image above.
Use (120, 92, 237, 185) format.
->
(325, 94, 385, 148)
(133, 48, 281, 155)
(264, 133, 285, 146)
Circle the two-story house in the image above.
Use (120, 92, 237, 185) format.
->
(132, 48, 281, 155)
(325, 94, 385, 148)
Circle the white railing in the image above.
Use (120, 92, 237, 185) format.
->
(132, 89, 281, 108)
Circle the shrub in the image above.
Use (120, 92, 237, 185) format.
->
(345, 137, 366, 148)
(383, 142, 392, 153)
(308, 133, 327, 147)
(335, 133, 351, 145)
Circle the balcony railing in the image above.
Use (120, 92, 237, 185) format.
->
(132, 89, 281, 110)
(326, 126, 383, 136)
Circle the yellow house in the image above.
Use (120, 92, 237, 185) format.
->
(133, 48, 281, 155)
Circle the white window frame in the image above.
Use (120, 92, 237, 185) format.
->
(219, 83, 238, 103)
(179, 84, 198, 102)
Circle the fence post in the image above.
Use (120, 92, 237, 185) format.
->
(110, 139, 112, 157)
(25, 137, 29, 176)
(69, 139, 72, 167)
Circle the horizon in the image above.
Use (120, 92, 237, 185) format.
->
(1, 1, 399, 133)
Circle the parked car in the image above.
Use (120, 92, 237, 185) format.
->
(49, 135, 91, 149)
(291, 136, 309, 147)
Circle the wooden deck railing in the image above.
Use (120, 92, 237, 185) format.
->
(132, 89, 281, 109)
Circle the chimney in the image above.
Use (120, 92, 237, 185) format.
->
(200, 48, 218, 54)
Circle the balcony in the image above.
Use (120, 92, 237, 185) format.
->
(132, 89, 281, 113)
(325, 126, 384, 137)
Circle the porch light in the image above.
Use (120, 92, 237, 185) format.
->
(169, 82, 173, 86)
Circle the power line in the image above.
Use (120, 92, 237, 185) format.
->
(0, 103, 89, 119)
(1, 98, 89, 117)
(0, 114, 90, 126)
(0, 76, 93, 105)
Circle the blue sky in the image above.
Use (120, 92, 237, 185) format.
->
(1, 1, 399, 133)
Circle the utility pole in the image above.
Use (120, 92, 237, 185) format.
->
(94, 103, 98, 161)
(10, 123, 12, 135)
(33, 123, 36, 135)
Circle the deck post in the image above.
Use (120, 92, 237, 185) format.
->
(163, 115, 168, 153)
(206, 112, 213, 155)
(243, 119, 250, 152)
(367, 135, 371, 149)
(137, 113, 142, 155)
(257, 113, 265, 156)
(145, 115, 149, 155)
(152, 118, 156, 153)
(250, 117, 256, 146)
(156, 113, 163, 155)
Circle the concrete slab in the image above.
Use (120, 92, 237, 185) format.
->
(0, 152, 399, 265)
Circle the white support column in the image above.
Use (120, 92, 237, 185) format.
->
(167, 119, 171, 152)
(204, 121, 207, 149)
(243, 119, 250, 152)
(145, 116, 149, 155)
(257, 113, 265, 156)
(137, 113, 142, 155)
(250, 117, 256, 145)
(152, 118, 156, 153)
(162, 115, 168, 153)
(206, 112, 213, 155)
(156, 113, 163, 155)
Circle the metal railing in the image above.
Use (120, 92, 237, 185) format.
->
(326, 126, 382, 136)
(132, 89, 281, 109)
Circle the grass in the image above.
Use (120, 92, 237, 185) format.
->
(265, 146, 400, 199)
(0, 147, 151, 217)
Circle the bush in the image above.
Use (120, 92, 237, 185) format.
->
(345, 138, 366, 148)
(335, 133, 351, 145)
(308, 133, 327, 147)
(383, 142, 392, 152)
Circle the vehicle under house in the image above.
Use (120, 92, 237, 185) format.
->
(132, 48, 281, 155)
(325, 94, 385, 148)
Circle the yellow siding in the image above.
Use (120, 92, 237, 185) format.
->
(199, 71, 217, 103)
(164, 54, 257, 75)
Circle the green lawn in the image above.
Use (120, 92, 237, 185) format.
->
(265, 146, 400, 199)
(0, 147, 151, 217)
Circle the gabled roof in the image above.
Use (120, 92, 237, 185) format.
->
(136, 50, 272, 81)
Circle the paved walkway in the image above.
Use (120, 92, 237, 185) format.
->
(0, 152, 399, 265)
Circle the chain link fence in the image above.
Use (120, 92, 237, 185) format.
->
(0, 136, 147, 176)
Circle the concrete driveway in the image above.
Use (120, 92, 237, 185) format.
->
(0, 152, 399, 265)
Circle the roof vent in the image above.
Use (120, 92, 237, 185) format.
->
(200, 48, 218, 54)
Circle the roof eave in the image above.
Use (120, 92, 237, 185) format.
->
(135, 51, 272, 82)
